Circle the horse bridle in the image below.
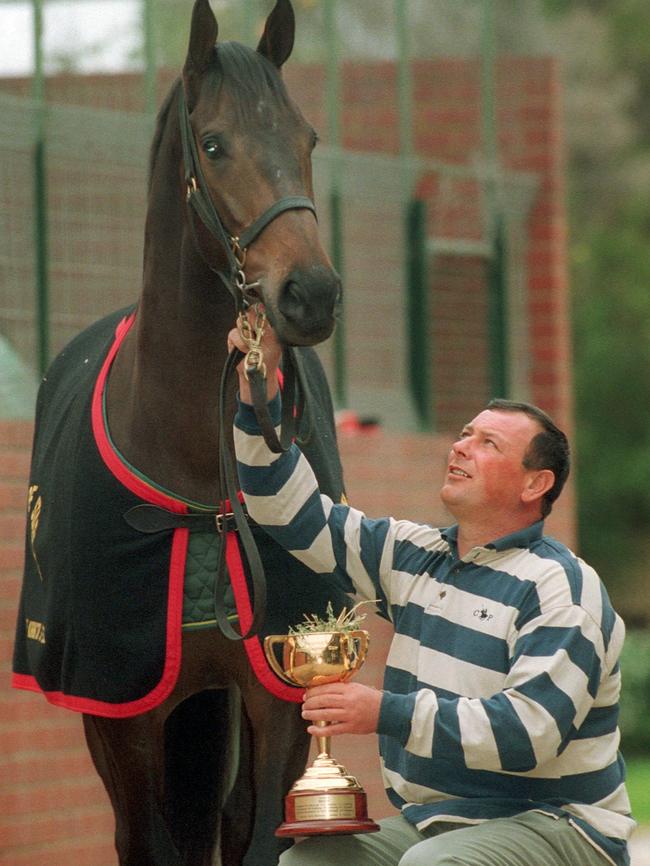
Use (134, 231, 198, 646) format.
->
(177, 83, 317, 641)
(178, 85, 316, 309)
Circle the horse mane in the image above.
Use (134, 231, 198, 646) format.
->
(147, 42, 292, 191)
(147, 78, 182, 193)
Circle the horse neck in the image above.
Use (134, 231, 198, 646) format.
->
(105, 100, 237, 504)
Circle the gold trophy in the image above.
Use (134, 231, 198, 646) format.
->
(264, 627, 380, 837)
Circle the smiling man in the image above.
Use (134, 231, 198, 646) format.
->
(229, 324, 635, 866)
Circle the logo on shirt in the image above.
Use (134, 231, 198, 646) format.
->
(473, 606, 493, 623)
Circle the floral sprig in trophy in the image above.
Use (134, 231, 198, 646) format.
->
(264, 601, 380, 837)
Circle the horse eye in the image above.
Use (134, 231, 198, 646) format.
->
(202, 138, 222, 159)
(310, 130, 319, 150)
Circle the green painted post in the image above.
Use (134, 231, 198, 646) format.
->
(143, 0, 157, 115)
(394, 0, 413, 160)
(32, 0, 49, 376)
(396, 2, 432, 429)
(406, 198, 432, 431)
(488, 218, 509, 397)
(324, 0, 346, 406)
(481, 0, 509, 398)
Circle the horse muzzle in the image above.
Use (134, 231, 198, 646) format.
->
(271, 265, 341, 346)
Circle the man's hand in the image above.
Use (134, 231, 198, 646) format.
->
(227, 308, 282, 404)
(301, 682, 383, 737)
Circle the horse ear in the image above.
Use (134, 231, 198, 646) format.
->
(257, 0, 295, 69)
(183, 0, 219, 108)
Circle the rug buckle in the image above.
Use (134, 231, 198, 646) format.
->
(215, 511, 235, 534)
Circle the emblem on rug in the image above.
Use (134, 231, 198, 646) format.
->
(25, 618, 46, 644)
(27, 484, 44, 582)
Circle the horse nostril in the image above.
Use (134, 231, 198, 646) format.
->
(280, 281, 306, 322)
(276, 266, 341, 343)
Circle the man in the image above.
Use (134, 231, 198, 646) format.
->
(228, 323, 635, 866)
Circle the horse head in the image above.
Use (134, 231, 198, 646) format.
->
(180, 0, 340, 347)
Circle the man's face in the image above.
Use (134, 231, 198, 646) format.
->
(439, 409, 543, 520)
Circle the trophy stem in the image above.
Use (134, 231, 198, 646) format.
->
(315, 720, 331, 757)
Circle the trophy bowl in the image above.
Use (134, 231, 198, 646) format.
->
(264, 629, 380, 837)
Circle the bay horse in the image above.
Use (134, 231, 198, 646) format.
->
(12, 1, 351, 863)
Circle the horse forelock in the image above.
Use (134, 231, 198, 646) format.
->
(213, 42, 293, 122)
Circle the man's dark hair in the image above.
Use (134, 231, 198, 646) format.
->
(485, 399, 570, 518)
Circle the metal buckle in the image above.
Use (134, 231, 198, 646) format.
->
(237, 306, 268, 381)
(230, 236, 247, 269)
(215, 511, 235, 534)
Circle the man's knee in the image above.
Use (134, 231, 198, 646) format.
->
(279, 839, 323, 865)
(397, 829, 466, 866)
(279, 836, 351, 866)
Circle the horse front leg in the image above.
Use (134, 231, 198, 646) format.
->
(226, 681, 310, 866)
(83, 710, 181, 866)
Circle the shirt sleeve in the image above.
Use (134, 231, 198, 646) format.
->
(377, 601, 605, 773)
(234, 394, 395, 609)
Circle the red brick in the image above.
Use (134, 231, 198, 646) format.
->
(0, 422, 33, 449)
(0, 807, 111, 848)
(4, 837, 116, 866)
(0, 452, 30, 482)
(0, 545, 24, 572)
(0, 569, 21, 599)
(0, 481, 27, 511)
(0, 514, 27, 544)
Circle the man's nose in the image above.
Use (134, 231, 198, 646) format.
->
(452, 438, 470, 457)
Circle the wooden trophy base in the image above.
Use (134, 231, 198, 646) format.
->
(275, 789, 380, 837)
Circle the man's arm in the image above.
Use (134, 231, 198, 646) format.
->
(229, 319, 395, 604)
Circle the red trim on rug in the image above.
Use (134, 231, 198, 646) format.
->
(225, 529, 302, 703)
(12, 312, 188, 717)
(10, 529, 188, 718)
(92, 313, 188, 512)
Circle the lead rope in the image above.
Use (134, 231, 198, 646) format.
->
(236, 306, 305, 453)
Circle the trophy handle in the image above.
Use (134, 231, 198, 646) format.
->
(343, 630, 370, 678)
(263, 635, 298, 686)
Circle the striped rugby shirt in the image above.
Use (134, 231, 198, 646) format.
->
(235, 396, 635, 866)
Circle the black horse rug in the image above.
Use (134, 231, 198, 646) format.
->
(12, 308, 349, 717)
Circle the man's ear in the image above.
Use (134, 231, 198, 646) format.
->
(522, 469, 555, 505)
